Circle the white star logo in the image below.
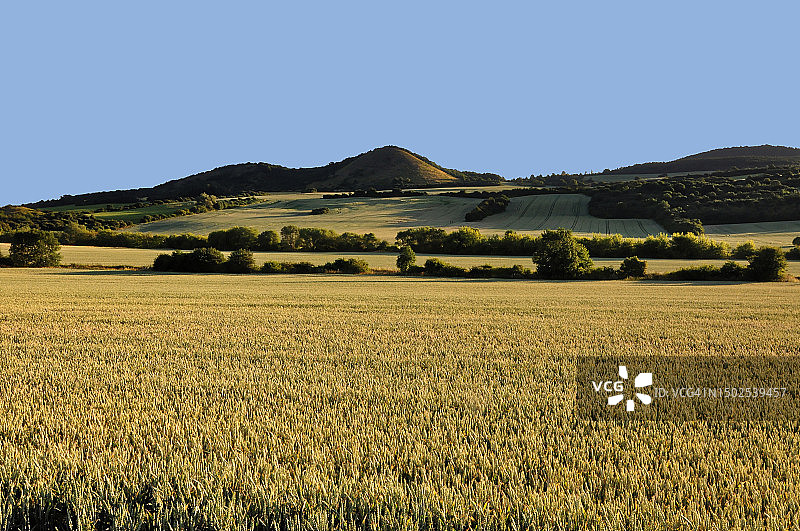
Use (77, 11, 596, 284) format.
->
(608, 365, 652, 412)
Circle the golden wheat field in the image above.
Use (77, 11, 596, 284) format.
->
(1, 269, 799, 529)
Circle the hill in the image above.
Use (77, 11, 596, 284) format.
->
(31, 146, 503, 207)
(607, 145, 800, 175)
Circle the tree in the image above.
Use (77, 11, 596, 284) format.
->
(747, 247, 787, 281)
(225, 249, 256, 273)
(396, 246, 416, 273)
(255, 230, 280, 251)
(731, 241, 756, 259)
(10, 230, 61, 267)
(281, 225, 300, 250)
(619, 256, 647, 278)
(187, 248, 226, 273)
(324, 258, 370, 274)
(207, 226, 257, 251)
(531, 229, 593, 279)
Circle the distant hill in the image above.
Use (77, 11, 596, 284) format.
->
(607, 145, 800, 175)
(32, 146, 503, 207)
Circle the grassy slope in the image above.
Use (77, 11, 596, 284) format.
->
(704, 220, 800, 248)
(40, 201, 194, 222)
(1, 269, 798, 528)
(125, 193, 663, 240)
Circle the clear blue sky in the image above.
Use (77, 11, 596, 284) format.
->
(2, 1, 798, 205)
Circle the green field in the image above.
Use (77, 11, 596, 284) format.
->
(1, 269, 798, 529)
(41, 201, 194, 222)
(121, 191, 799, 247)
(5, 243, 800, 275)
(127, 193, 661, 240)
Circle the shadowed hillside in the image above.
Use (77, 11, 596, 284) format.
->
(608, 145, 800, 174)
(31, 146, 503, 207)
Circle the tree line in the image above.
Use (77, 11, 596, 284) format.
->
(396, 227, 752, 259)
(1, 228, 791, 282)
(149, 229, 789, 282)
(3, 222, 797, 262)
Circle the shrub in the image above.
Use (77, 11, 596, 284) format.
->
(287, 261, 319, 274)
(261, 261, 287, 274)
(10, 230, 61, 267)
(280, 226, 301, 250)
(663, 265, 723, 281)
(310, 207, 330, 215)
(423, 258, 468, 277)
(396, 246, 416, 273)
(467, 264, 533, 279)
(152, 252, 176, 271)
(720, 260, 747, 280)
(188, 248, 226, 272)
(163, 233, 208, 250)
(531, 229, 593, 279)
(793, 236, 800, 247)
(255, 230, 280, 251)
(464, 195, 510, 222)
(787, 247, 800, 260)
(731, 241, 756, 259)
(746, 247, 787, 281)
(668, 233, 729, 259)
(0, 249, 10, 267)
(226, 249, 256, 273)
(585, 266, 618, 280)
(619, 256, 647, 278)
(208, 227, 258, 251)
(324, 258, 370, 274)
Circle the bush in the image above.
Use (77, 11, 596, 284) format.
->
(467, 264, 533, 279)
(793, 236, 800, 247)
(0, 249, 10, 267)
(163, 234, 208, 250)
(668, 233, 729, 259)
(226, 249, 256, 273)
(396, 246, 416, 273)
(720, 260, 747, 280)
(619, 256, 647, 278)
(255, 230, 280, 251)
(310, 207, 330, 215)
(152, 252, 177, 271)
(287, 261, 319, 274)
(731, 241, 756, 259)
(9, 230, 61, 267)
(261, 261, 287, 274)
(324, 258, 370, 274)
(187, 248, 226, 273)
(464, 195, 510, 222)
(208, 226, 258, 251)
(662, 265, 723, 281)
(787, 247, 800, 260)
(585, 266, 618, 280)
(531, 229, 593, 279)
(423, 258, 468, 277)
(746, 247, 787, 281)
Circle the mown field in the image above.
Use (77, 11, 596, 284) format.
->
(705, 220, 800, 248)
(122, 192, 800, 247)
(5, 243, 800, 275)
(0, 270, 799, 529)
